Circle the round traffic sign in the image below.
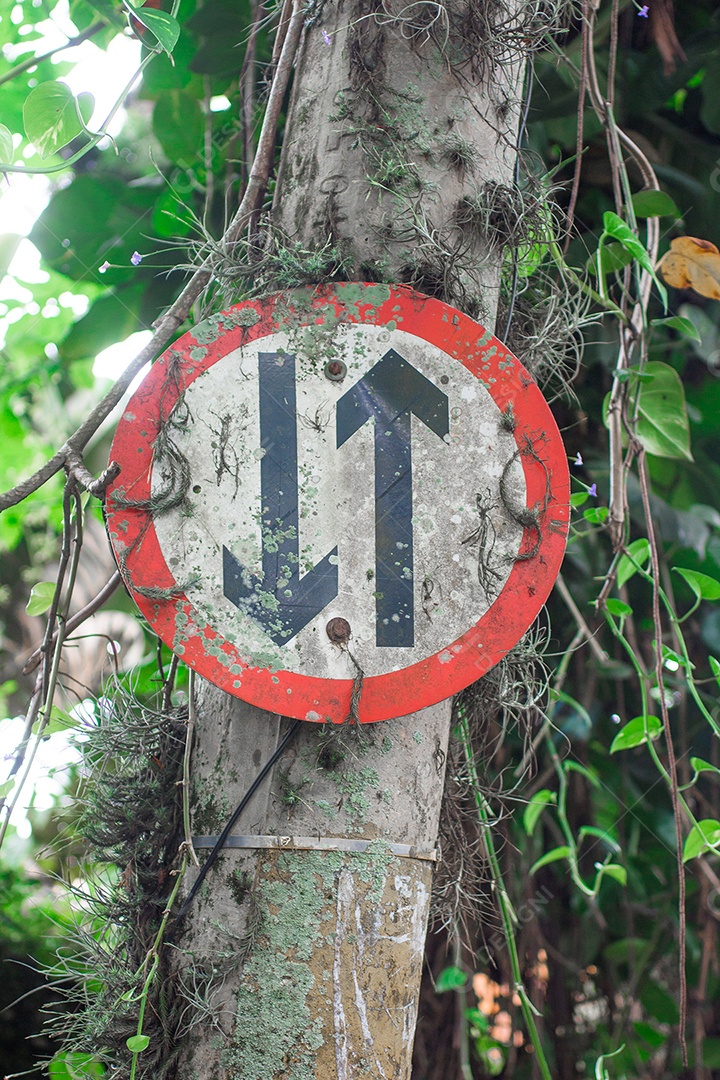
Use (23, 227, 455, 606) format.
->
(105, 283, 569, 723)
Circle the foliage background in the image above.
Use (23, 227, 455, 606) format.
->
(2, 0, 720, 1077)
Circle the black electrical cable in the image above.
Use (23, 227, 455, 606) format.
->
(170, 717, 303, 933)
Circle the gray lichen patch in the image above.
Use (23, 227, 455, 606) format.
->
(223, 846, 430, 1079)
(223, 850, 342, 1078)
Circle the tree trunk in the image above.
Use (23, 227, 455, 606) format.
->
(176, 3, 528, 1076)
(176, 687, 450, 1079)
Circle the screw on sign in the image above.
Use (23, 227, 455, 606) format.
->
(105, 283, 569, 723)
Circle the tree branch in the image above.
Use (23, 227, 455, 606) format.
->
(0, 0, 305, 515)
(0, 20, 107, 89)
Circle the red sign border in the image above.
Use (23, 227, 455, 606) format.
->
(106, 283, 569, 723)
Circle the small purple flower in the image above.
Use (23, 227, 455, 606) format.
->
(130, 251, 142, 266)
(98, 260, 110, 274)
(322, 29, 331, 44)
(588, 483, 597, 497)
(573, 452, 583, 466)
(638, 4, 649, 16)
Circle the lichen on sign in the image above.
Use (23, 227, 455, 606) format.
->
(105, 283, 569, 723)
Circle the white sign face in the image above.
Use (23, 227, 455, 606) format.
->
(151, 323, 525, 680)
(107, 284, 569, 723)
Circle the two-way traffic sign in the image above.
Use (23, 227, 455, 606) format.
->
(106, 284, 569, 723)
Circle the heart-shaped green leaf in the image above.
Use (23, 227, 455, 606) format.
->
(610, 715, 662, 753)
(125, 3, 180, 54)
(26, 581, 56, 616)
(606, 598, 632, 617)
(523, 789, 556, 836)
(597, 863, 627, 886)
(636, 361, 693, 461)
(683, 819, 720, 862)
(616, 538, 650, 588)
(530, 845, 571, 875)
(631, 190, 679, 218)
(126, 1033, 151, 1053)
(435, 965, 468, 992)
(23, 82, 90, 159)
(673, 567, 720, 601)
(651, 316, 702, 344)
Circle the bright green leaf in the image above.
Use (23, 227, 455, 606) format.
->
(49, 1052, 105, 1078)
(563, 761, 601, 788)
(590, 241, 633, 277)
(610, 714, 662, 753)
(690, 756, 720, 776)
(570, 491, 588, 507)
(523, 789, 556, 836)
(465, 1006, 490, 1032)
(584, 506, 609, 524)
(32, 707, 79, 738)
(126, 4, 180, 54)
(530, 845, 571, 875)
(709, 656, 720, 690)
(602, 211, 668, 308)
(579, 826, 621, 854)
(126, 1033, 151, 1053)
(474, 1034, 506, 1076)
(636, 362, 693, 461)
(651, 315, 702, 344)
(673, 566, 720, 601)
(23, 81, 87, 159)
(605, 597, 632, 617)
(26, 580, 56, 616)
(616, 538, 650, 588)
(0, 778, 15, 799)
(661, 643, 685, 668)
(683, 819, 720, 862)
(631, 189, 680, 218)
(435, 965, 468, 992)
(0, 122, 13, 163)
(598, 863, 627, 886)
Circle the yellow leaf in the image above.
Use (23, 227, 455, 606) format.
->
(657, 236, 720, 300)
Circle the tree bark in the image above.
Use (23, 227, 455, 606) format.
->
(175, 3, 529, 1076)
(176, 687, 450, 1079)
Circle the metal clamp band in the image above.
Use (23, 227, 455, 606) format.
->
(191, 834, 438, 862)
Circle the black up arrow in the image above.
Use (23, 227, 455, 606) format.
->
(223, 352, 338, 644)
(336, 349, 449, 647)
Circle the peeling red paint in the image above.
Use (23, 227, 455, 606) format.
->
(105, 283, 569, 724)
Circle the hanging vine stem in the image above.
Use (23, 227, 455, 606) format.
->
(636, 447, 687, 1061)
(23, 571, 122, 676)
(128, 849, 189, 1080)
(128, 666, 193, 1076)
(181, 671, 199, 868)
(561, 2, 691, 1060)
(0, 479, 84, 848)
(456, 703, 552, 1080)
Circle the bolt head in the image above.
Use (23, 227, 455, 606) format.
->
(324, 360, 347, 381)
(326, 617, 351, 644)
